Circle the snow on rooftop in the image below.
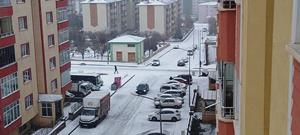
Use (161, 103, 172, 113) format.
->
(85, 90, 110, 99)
(137, 0, 177, 6)
(199, 1, 217, 6)
(81, 0, 121, 4)
(39, 94, 63, 102)
(108, 35, 145, 43)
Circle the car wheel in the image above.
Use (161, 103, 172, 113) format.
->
(171, 117, 177, 122)
(152, 117, 157, 121)
(175, 105, 180, 109)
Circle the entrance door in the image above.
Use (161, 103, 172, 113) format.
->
(128, 52, 135, 62)
(116, 52, 122, 61)
(55, 101, 62, 122)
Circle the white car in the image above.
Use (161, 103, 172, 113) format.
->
(160, 84, 185, 93)
(154, 98, 183, 108)
(164, 80, 187, 89)
(148, 108, 181, 122)
(154, 94, 184, 103)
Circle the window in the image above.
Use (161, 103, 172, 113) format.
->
(21, 43, 30, 57)
(16, 0, 25, 3)
(48, 35, 55, 46)
(18, 16, 27, 31)
(0, 45, 16, 68)
(51, 79, 57, 93)
(0, 17, 13, 38)
(292, 0, 300, 43)
(49, 57, 56, 70)
(25, 94, 33, 109)
(23, 68, 31, 83)
(57, 7, 69, 22)
(3, 101, 20, 126)
(61, 69, 71, 86)
(127, 44, 135, 47)
(58, 28, 69, 44)
(41, 103, 52, 116)
(0, 73, 18, 98)
(59, 49, 70, 65)
(46, 12, 53, 24)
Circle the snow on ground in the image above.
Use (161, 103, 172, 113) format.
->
(59, 23, 216, 135)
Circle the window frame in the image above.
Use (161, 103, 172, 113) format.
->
(18, 16, 27, 31)
(291, 0, 300, 43)
(21, 43, 30, 57)
(23, 68, 32, 83)
(51, 79, 57, 93)
(48, 34, 55, 47)
(25, 94, 33, 109)
(46, 12, 53, 24)
(3, 101, 20, 127)
(0, 72, 18, 98)
(16, 0, 25, 4)
(41, 103, 52, 117)
(49, 57, 56, 70)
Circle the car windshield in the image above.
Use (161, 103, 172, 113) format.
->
(137, 84, 146, 90)
(153, 60, 159, 62)
(81, 109, 96, 116)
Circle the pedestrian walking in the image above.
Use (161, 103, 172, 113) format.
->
(114, 65, 119, 74)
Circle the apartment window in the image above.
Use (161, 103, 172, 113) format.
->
(127, 44, 135, 47)
(0, 46, 16, 68)
(41, 103, 52, 116)
(0, 17, 13, 38)
(58, 28, 69, 44)
(25, 94, 33, 109)
(49, 57, 56, 70)
(51, 79, 57, 93)
(0, 73, 18, 98)
(16, 0, 25, 4)
(21, 43, 30, 57)
(0, 0, 11, 6)
(59, 49, 70, 65)
(18, 16, 27, 31)
(292, 0, 300, 43)
(23, 68, 31, 83)
(57, 7, 69, 22)
(46, 12, 53, 24)
(48, 35, 55, 46)
(3, 101, 20, 126)
(61, 69, 71, 86)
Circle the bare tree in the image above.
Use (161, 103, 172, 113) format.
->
(73, 31, 88, 59)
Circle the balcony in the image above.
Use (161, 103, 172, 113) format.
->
(0, 0, 10, 7)
(221, 106, 235, 119)
(0, 17, 15, 48)
(218, 0, 236, 10)
(0, 1, 12, 17)
(56, 0, 68, 8)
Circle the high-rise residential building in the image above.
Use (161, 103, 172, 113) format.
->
(137, 0, 180, 37)
(81, 0, 127, 33)
(198, 1, 217, 23)
(126, 0, 142, 31)
(215, 0, 299, 135)
(182, 0, 192, 17)
(0, 0, 71, 134)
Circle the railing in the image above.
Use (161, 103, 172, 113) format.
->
(0, 0, 11, 7)
(218, 0, 236, 9)
(221, 106, 235, 119)
(0, 31, 14, 39)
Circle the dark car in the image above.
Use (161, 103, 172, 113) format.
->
(170, 77, 189, 85)
(177, 74, 193, 84)
(151, 59, 160, 66)
(136, 83, 150, 95)
(177, 60, 185, 66)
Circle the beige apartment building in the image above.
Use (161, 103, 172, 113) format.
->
(137, 0, 180, 37)
(81, 0, 127, 33)
(0, 0, 71, 134)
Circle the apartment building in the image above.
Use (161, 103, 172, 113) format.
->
(126, 0, 142, 31)
(137, 0, 180, 37)
(0, 0, 71, 134)
(198, 1, 217, 23)
(215, 0, 299, 135)
(81, 0, 127, 33)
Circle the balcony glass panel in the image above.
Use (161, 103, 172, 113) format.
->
(0, 17, 13, 38)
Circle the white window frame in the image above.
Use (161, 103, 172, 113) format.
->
(291, 0, 300, 44)
(25, 94, 33, 109)
(49, 57, 56, 70)
(23, 68, 31, 83)
(0, 73, 18, 98)
(61, 69, 71, 86)
(41, 103, 52, 117)
(57, 7, 69, 23)
(58, 28, 69, 44)
(46, 12, 53, 24)
(21, 43, 30, 57)
(59, 49, 70, 65)
(18, 16, 27, 31)
(3, 101, 20, 127)
(16, 0, 25, 4)
(51, 79, 57, 93)
(48, 35, 55, 47)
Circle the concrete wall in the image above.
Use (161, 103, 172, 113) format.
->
(111, 44, 137, 62)
(154, 6, 166, 35)
(139, 5, 148, 32)
(82, 3, 108, 32)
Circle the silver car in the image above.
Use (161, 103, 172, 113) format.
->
(148, 108, 181, 122)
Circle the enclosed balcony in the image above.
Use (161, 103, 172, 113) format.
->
(0, 0, 13, 18)
(0, 0, 10, 7)
(218, 0, 236, 10)
(0, 17, 15, 48)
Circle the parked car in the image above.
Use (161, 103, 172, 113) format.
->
(136, 83, 150, 95)
(154, 98, 183, 108)
(65, 91, 75, 102)
(148, 108, 181, 122)
(151, 59, 160, 66)
(162, 90, 185, 98)
(160, 84, 182, 93)
(181, 57, 188, 63)
(154, 94, 184, 103)
(170, 77, 189, 85)
(164, 80, 187, 89)
(177, 60, 185, 66)
(176, 74, 193, 84)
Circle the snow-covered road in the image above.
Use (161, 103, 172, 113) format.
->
(59, 23, 215, 135)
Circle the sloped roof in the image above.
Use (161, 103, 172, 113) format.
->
(108, 35, 145, 43)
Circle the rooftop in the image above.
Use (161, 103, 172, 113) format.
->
(39, 94, 63, 102)
(137, 0, 177, 6)
(108, 35, 145, 43)
(199, 1, 217, 6)
(81, 0, 121, 4)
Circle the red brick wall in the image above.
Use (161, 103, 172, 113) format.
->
(90, 4, 98, 27)
(292, 59, 300, 135)
(147, 6, 155, 29)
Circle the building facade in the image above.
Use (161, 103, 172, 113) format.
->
(81, 0, 127, 33)
(198, 1, 217, 23)
(0, 0, 71, 134)
(137, 0, 180, 37)
(108, 35, 145, 63)
(215, 0, 298, 135)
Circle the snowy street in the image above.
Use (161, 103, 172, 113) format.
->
(59, 23, 216, 135)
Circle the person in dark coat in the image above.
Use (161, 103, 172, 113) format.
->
(114, 65, 119, 74)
